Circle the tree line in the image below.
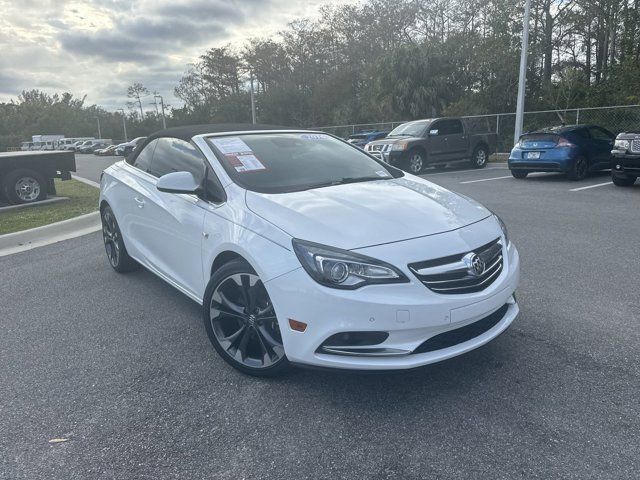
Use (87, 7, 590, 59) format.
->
(2, 0, 639, 151)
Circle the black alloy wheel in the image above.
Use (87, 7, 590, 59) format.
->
(101, 205, 139, 273)
(203, 259, 288, 376)
(568, 156, 589, 180)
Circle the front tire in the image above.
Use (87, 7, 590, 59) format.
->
(404, 150, 425, 174)
(101, 205, 139, 273)
(470, 146, 489, 168)
(203, 259, 289, 377)
(2, 169, 48, 204)
(567, 156, 588, 181)
(612, 174, 637, 187)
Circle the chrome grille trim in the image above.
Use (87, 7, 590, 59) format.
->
(631, 138, 640, 153)
(409, 238, 504, 294)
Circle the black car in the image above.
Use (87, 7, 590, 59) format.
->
(611, 132, 640, 186)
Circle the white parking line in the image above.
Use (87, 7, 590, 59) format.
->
(422, 166, 507, 177)
(459, 175, 513, 184)
(569, 182, 612, 192)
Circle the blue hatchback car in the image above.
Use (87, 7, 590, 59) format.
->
(508, 124, 615, 180)
(347, 130, 389, 149)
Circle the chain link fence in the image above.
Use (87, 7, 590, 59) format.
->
(314, 105, 640, 153)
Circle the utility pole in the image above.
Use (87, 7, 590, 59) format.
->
(514, 0, 532, 145)
(117, 108, 128, 142)
(154, 94, 167, 129)
(250, 74, 256, 124)
(95, 116, 102, 139)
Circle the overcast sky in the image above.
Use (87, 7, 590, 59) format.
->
(0, 0, 354, 111)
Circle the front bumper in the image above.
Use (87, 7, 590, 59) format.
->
(612, 152, 640, 176)
(265, 226, 520, 371)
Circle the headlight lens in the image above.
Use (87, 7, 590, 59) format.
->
(391, 141, 408, 151)
(614, 139, 630, 151)
(494, 214, 510, 246)
(292, 239, 409, 289)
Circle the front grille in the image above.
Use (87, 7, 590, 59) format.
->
(412, 303, 509, 354)
(367, 144, 392, 161)
(408, 238, 503, 294)
(631, 138, 640, 153)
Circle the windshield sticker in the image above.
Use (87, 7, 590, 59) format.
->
(299, 133, 329, 141)
(226, 154, 267, 173)
(210, 137, 252, 155)
(375, 170, 391, 178)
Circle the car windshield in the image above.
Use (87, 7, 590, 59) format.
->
(206, 132, 401, 194)
(388, 121, 429, 137)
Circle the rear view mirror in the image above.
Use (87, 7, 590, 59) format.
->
(429, 129, 439, 136)
(157, 171, 201, 195)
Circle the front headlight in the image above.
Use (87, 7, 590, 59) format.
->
(391, 141, 408, 151)
(494, 214, 510, 246)
(292, 239, 409, 289)
(614, 139, 630, 151)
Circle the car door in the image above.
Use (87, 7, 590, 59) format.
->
(131, 137, 209, 298)
(443, 119, 467, 160)
(587, 126, 615, 168)
(427, 120, 448, 163)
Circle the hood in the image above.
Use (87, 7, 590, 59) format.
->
(245, 177, 490, 250)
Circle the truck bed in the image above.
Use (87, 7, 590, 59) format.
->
(0, 150, 76, 173)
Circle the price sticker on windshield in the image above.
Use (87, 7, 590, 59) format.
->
(226, 154, 267, 173)
(210, 137, 252, 155)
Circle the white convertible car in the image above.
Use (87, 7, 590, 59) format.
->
(99, 124, 520, 376)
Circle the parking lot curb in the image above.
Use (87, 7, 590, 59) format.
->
(0, 196, 69, 212)
(0, 211, 101, 257)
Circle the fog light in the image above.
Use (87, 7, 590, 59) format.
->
(616, 164, 621, 169)
(288, 319, 307, 332)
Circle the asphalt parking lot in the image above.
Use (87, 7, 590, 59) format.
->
(1, 158, 639, 479)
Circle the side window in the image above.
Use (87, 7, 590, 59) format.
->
(132, 139, 158, 173)
(573, 128, 590, 140)
(430, 121, 442, 135)
(589, 127, 613, 141)
(448, 120, 463, 135)
(148, 137, 206, 181)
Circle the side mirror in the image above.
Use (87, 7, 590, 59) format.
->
(429, 129, 439, 136)
(157, 171, 202, 195)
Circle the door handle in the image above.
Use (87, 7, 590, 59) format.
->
(134, 196, 145, 208)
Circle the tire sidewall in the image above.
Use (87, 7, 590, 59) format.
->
(471, 146, 489, 168)
(3, 169, 47, 204)
(202, 259, 290, 377)
(405, 149, 425, 174)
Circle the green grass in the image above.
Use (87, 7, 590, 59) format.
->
(0, 179, 99, 235)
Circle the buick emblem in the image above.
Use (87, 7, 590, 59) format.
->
(464, 253, 485, 277)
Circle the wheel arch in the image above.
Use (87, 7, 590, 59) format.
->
(210, 250, 251, 277)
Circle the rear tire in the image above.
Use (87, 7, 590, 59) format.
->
(612, 174, 637, 187)
(203, 259, 290, 377)
(2, 169, 48, 204)
(470, 146, 489, 169)
(511, 169, 528, 179)
(101, 205, 139, 273)
(567, 156, 588, 181)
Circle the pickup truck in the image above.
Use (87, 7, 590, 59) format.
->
(365, 117, 497, 174)
(611, 131, 640, 187)
(0, 151, 76, 205)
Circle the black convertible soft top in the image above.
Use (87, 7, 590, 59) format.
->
(145, 123, 293, 142)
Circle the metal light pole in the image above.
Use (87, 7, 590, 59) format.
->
(117, 108, 128, 142)
(514, 0, 532, 145)
(95, 116, 102, 139)
(154, 94, 167, 129)
(250, 74, 256, 124)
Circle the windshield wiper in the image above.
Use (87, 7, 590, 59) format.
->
(302, 176, 388, 190)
